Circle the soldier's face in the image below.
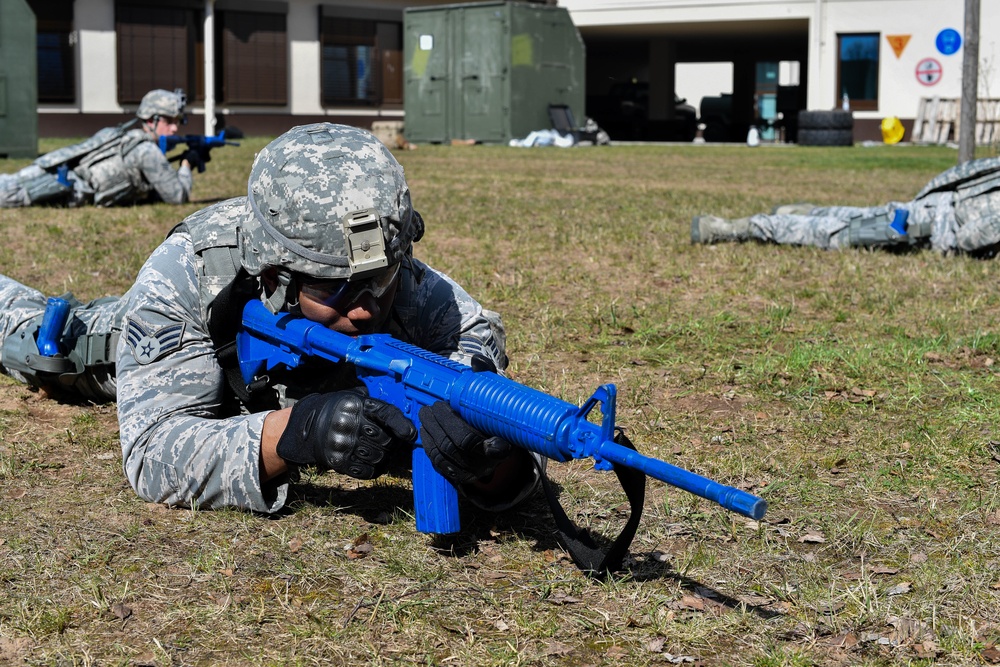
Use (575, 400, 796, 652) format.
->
(297, 279, 398, 336)
(154, 116, 181, 137)
(261, 267, 400, 336)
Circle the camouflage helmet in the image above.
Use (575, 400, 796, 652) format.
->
(136, 89, 186, 120)
(239, 123, 423, 284)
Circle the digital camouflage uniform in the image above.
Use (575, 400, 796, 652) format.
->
(0, 90, 192, 208)
(0, 218, 509, 512)
(695, 156, 1000, 255)
(0, 123, 523, 515)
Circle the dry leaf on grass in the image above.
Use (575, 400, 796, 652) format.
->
(913, 640, 940, 659)
(111, 602, 132, 621)
(345, 533, 373, 559)
(675, 595, 704, 611)
(545, 640, 574, 656)
(885, 582, 912, 596)
(982, 646, 1000, 664)
(798, 531, 826, 543)
(546, 591, 582, 605)
(646, 637, 666, 653)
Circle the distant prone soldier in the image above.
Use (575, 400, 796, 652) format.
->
(691, 156, 1000, 257)
(0, 89, 199, 208)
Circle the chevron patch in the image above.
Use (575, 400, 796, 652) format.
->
(125, 317, 185, 365)
(458, 333, 501, 364)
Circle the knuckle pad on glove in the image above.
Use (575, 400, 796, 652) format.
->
(483, 436, 511, 459)
(367, 400, 417, 441)
(346, 463, 374, 479)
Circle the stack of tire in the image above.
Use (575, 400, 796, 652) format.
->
(797, 110, 854, 146)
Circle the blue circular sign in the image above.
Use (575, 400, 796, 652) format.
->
(936, 28, 962, 56)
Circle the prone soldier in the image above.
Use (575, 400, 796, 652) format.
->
(0, 89, 198, 208)
(0, 123, 539, 514)
(691, 156, 1000, 256)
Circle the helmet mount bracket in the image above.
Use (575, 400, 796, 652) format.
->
(343, 208, 388, 279)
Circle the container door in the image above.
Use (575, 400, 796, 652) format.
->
(453, 5, 507, 143)
(404, 11, 450, 143)
(0, 0, 38, 158)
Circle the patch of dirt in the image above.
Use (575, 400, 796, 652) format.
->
(0, 637, 35, 663)
(924, 346, 997, 371)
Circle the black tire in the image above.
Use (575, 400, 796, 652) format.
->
(702, 121, 729, 142)
(679, 119, 698, 142)
(798, 110, 854, 130)
(798, 128, 854, 146)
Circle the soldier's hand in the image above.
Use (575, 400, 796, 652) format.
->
(197, 145, 212, 165)
(276, 390, 416, 479)
(181, 148, 205, 172)
(419, 401, 511, 485)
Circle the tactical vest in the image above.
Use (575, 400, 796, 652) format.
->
(168, 197, 249, 323)
(35, 121, 153, 207)
(169, 199, 279, 413)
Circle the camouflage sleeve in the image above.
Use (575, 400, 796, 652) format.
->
(397, 258, 508, 371)
(116, 231, 287, 513)
(395, 259, 540, 510)
(130, 141, 192, 205)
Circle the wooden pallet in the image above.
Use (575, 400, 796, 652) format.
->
(912, 97, 1000, 145)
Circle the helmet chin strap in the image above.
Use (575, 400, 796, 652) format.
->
(262, 269, 298, 314)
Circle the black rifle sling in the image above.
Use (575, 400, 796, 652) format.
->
(207, 270, 280, 414)
(537, 428, 646, 576)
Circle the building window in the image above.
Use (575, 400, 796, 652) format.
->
(837, 33, 879, 111)
(219, 10, 287, 105)
(116, 3, 201, 105)
(321, 15, 402, 107)
(28, 0, 76, 103)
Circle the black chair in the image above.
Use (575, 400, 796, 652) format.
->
(548, 104, 601, 144)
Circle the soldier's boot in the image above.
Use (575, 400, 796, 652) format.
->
(690, 216, 751, 244)
(771, 202, 817, 215)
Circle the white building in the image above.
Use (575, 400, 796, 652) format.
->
(18, 0, 1000, 143)
(564, 0, 999, 142)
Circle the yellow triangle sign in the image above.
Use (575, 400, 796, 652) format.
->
(886, 34, 911, 59)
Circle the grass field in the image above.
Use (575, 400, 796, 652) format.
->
(1, 135, 999, 666)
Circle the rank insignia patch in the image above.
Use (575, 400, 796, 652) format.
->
(125, 317, 185, 365)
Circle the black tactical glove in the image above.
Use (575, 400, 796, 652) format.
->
(181, 148, 206, 173)
(418, 401, 512, 485)
(197, 145, 212, 166)
(276, 390, 417, 479)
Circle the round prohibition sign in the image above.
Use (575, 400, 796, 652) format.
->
(916, 58, 943, 86)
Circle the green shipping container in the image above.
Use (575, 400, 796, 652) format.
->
(0, 0, 38, 158)
(404, 2, 585, 144)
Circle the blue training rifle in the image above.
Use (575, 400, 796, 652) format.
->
(158, 130, 240, 172)
(236, 300, 767, 535)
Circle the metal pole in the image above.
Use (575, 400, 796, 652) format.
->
(203, 0, 216, 137)
(958, 0, 980, 164)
